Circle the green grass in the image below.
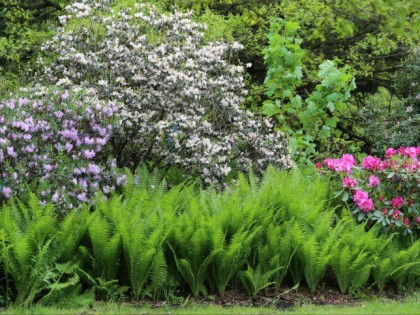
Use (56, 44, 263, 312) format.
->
(286, 294, 420, 314)
(1, 303, 279, 314)
(2, 293, 419, 315)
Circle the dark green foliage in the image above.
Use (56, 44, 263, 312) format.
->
(0, 0, 70, 91)
(358, 50, 420, 155)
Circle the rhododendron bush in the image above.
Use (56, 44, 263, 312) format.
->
(0, 88, 125, 214)
(39, 0, 291, 183)
(319, 147, 420, 237)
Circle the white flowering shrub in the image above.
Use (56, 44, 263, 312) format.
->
(40, 0, 291, 183)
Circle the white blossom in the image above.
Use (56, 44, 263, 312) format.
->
(40, 0, 291, 183)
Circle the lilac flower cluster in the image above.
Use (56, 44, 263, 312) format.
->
(0, 88, 124, 213)
(40, 0, 291, 183)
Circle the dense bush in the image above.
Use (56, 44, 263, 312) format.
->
(39, 0, 291, 183)
(0, 88, 124, 214)
(262, 19, 356, 163)
(1, 168, 419, 307)
(359, 49, 420, 154)
(1, 0, 419, 309)
(321, 147, 420, 237)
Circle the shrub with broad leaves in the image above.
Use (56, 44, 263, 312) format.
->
(39, 0, 291, 184)
(319, 147, 420, 237)
(0, 87, 124, 215)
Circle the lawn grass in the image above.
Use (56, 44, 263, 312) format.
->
(286, 293, 420, 314)
(2, 293, 419, 314)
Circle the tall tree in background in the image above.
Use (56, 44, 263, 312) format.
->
(0, 0, 69, 90)
(160, 0, 419, 154)
(1, 0, 419, 155)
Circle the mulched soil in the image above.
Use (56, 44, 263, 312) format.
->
(141, 284, 358, 311)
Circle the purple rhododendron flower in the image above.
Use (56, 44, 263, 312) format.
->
(65, 143, 73, 152)
(2, 186, 11, 199)
(6, 147, 17, 158)
(88, 163, 101, 175)
(62, 90, 69, 100)
(0, 88, 122, 212)
(52, 191, 59, 202)
(54, 111, 64, 119)
(83, 150, 96, 159)
(77, 192, 87, 202)
(44, 164, 53, 172)
(84, 137, 94, 145)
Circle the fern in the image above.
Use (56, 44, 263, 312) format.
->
(92, 179, 174, 300)
(37, 261, 94, 307)
(389, 241, 420, 292)
(167, 189, 218, 297)
(300, 235, 332, 293)
(210, 226, 261, 297)
(0, 196, 90, 307)
(299, 209, 340, 293)
(89, 214, 121, 281)
(330, 223, 378, 294)
(239, 264, 282, 298)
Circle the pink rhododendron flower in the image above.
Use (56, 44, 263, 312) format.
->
(398, 146, 406, 155)
(383, 208, 388, 217)
(417, 216, 420, 225)
(379, 161, 388, 170)
(403, 217, 409, 225)
(324, 158, 338, 171)
(353, 190, 374, 212)
(323, 154, 355, 174)
(403, 147, 418, 158)
(392, 209, 401, 220)
(342, 177, 358, 188)
(340, 154, 356, 174)
(403, 157, 419, 173)
(368, 175, 380, 188)
(362, 155, 381, 171)
(390, 196, 404, 209)
(385, 148, 396, 158)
